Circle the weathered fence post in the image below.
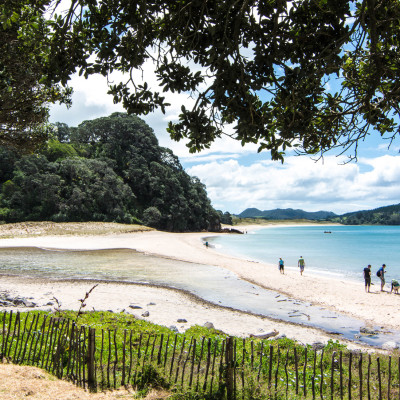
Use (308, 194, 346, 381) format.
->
(377, 357, 382, 400)
(349, 351, 352, 400)
(87, 327, 96, 391)
(388, 355, 392, 400)
(303, 346, 308, 397)
(225, 336, 234, 400)
(294, 346, 299, 395)
(331, 351, 336, 400)
(359, 353, 363, 400)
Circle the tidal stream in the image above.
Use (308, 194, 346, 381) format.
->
(0, 247, 398, 348)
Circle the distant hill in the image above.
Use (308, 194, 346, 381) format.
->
(331, 203, 400, 225)
(237, 208, 336, 220)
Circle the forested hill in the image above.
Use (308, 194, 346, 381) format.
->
(0, 113, 220, 232)
(238, 208, 336, 220)
(330, 203, 400, 225)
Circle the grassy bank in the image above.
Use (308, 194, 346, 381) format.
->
(1, 309, 399, 400)
(0, 221, 153, 239)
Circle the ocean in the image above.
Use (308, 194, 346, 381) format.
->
(207, 225, 400, 283)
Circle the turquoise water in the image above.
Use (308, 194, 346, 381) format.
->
(208, 225, 400, 283)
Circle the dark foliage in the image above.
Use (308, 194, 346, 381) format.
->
(238, 208, 336, 220)
(0, 1, 71, 152)
(218, 210, 233, 225)
(330, 203, 400, 225)
(4, 1, 400, 160)
(0, 113, 219, 231)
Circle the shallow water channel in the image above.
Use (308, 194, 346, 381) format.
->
(0, 247, 398, 348)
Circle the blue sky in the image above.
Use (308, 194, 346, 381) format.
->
(49, 68, 400, 216)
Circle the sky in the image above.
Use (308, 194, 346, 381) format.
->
(49, 69, 400, 217)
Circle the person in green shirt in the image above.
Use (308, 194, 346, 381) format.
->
(298, 256, 305, 275)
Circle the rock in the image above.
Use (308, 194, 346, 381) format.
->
(382, 341, 398, 350)
(142, 311, 150, 317)
(23, 301, 36, 308)
(169, 325, 179, 333)
(360, 327, 379, 336)
(177, 318, 187, 323)
(203, 322, 215, 330)
(45, 302, 54, 306)
(147, 302, 156, 306)
(0, 300, 13, 307)
(220, 228, 243, 234)
(250, 330, 279, 339)
(312, 342, 325, 351)
(129, 305, 142, 309)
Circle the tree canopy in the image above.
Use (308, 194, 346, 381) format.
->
(3, 0, 400, 159)
(0, 113, 220, 232)
(0, 0, 71, 152)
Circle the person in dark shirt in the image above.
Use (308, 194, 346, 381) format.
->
(363, 264, 371, 293)
(377, 264, 386, 291)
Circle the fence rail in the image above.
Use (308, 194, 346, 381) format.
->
(0, 311, 399, 399)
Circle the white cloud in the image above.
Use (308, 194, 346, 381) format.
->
(187, 155, 400, 214)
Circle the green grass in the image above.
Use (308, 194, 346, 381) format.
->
(1, 310, 399, 399)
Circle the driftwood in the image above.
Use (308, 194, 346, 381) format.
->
(249, 330, 279, 339)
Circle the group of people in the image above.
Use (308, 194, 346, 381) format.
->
(363, 264, 400, 293)
(278, 259, 398, 293)
(278, 256, 305, 275)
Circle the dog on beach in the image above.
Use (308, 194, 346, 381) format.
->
(391, 280, 399, 294)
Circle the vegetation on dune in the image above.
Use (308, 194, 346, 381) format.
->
(0, 113, 220, 232)
(1, 309, 399, 400)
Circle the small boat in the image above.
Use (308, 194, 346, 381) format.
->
(324, 231, 332, 234)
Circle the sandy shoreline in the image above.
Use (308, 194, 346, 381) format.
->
(0, 225, 399, 351)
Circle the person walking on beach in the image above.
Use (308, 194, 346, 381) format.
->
(363, 264, 371, 293)
(377, 264, 386, 291)
(278, 258, 284, 274)
(298, 256, 305, 275)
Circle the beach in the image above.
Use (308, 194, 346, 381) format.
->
(0, 223, 398, 351)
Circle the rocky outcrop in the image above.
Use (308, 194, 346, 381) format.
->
(0, 292, 37, 308)
(220, 228, 244, 234)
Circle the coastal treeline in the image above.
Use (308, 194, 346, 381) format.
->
(330, 203, 400, 225)
(238, 208, 336, 220)
(0, 113, 220, 232)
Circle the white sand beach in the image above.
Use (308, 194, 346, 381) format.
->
(0, 224, 398, 351)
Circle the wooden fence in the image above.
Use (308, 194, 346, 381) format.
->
(0, 311, 399, 399)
